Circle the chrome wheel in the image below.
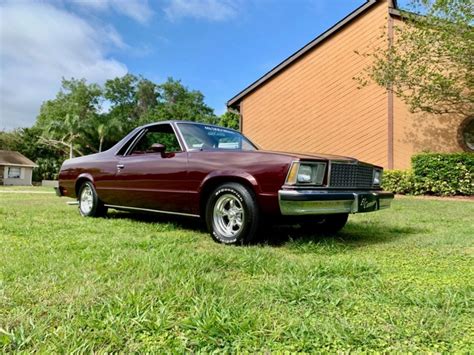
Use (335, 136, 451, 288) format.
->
(79, 184, 94, 215)
(213, 194, 245, 238)
(206, 183, 259, 244)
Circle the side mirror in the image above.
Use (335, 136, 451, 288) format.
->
(150, 143, 166, 155)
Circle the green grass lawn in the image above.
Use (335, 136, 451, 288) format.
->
(0, 185, 54, 192)
(0, 189, 473, 352)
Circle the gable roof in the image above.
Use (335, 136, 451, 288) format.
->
(227, 0, 393, 109)
(0, 150, 37, 167)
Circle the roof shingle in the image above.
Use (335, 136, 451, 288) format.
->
(0, 150, 37, 167)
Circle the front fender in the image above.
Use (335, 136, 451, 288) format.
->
(198, 170, 261, 195)
(74, 173, 96, 196)
(197, 171, 283, 216)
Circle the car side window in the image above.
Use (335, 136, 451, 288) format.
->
(129, 124, 181, 155)
(116, 130, 142, 156)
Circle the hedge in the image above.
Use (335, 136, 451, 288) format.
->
(32, 157, 62, 182)
(382, 153, 474, 196)
(381, 170, 415, 194)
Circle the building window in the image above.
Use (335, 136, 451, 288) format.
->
(459, 117, 474, 152)
(8, 167, 21, 179)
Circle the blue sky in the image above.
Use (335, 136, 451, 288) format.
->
(1, 0, 373, 130)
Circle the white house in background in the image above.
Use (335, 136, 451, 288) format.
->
(0, 150, 37, 186)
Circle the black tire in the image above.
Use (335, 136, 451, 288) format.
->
(301, 213, 349, 235)
(205, 182, 259, 245)
(78, 181, 108, 217)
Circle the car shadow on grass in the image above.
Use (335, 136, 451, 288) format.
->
(106, 210, 423, 250)
(107, 211, 208, 232)
(258, 222, 423, 250)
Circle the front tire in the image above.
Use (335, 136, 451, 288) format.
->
(205, 183, 259, 245)
(78, 181, 107, 217)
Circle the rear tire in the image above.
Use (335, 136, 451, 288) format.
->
(205, 183, 259, 245)
(301, 213, 349, 234)
(78, 181, 108, 217)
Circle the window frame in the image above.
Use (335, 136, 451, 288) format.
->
(7, 166, 21, 179)
(123, 123, 184, 157)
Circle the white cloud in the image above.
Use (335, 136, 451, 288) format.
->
(0, 2, 128, 130)
(164, 0, 238, 22)
(74, 0, 154, 24)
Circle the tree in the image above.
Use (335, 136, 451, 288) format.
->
(0, 130, 21, 150)
(95, 114, 124, 152)
(136, 79, 158, 116)
(358, 0, 473, 116)
(218, 111, 240, 130)
(103, 74, 140, 133)
(103, 74, 137, 106)
(34, 75, 218, 157)
(143, 78, 217, 124)
(36, 78, 102, 158)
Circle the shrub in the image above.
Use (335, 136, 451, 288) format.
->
(411, 153, 474, 195)
(382, 153, 474, 196)
(382, 170, 415, 194)
(33, 157, 62, 181)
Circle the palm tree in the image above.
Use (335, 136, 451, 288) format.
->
(44, 113, 87, 159)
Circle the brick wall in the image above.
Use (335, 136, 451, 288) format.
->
(241, 1, 389, 167)
(238, 0, 465, 169)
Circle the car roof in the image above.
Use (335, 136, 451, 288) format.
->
(139, 120, 239, 132)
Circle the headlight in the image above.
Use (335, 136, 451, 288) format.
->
(373, 169, 382, 185)
(286, 161, 326, 185)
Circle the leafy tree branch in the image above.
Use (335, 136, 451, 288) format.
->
(356, 0, 473, 116)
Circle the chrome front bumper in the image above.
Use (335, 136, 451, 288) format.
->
(278, 190, 394, 215)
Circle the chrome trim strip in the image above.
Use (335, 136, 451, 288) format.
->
(104, 204, 200, 218)
(172, 121, 190, 152)
(280, 185, 384, 191)
(112, 127, 142, 155)
(327, 160, 332, 187)
(123, 128, 147, 156)
(329, 160, 373, 167)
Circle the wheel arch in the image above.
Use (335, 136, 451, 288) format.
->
(198, 172, 259, 218)
(74, 173, 95, 197)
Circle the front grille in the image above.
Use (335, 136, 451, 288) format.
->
(329, 163, 374, 188)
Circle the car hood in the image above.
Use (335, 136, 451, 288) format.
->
(257, 149, 360, 163)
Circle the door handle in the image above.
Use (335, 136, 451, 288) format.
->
(116, 164, 125, 169)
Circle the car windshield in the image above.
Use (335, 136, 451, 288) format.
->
(177, 123, 258, 151)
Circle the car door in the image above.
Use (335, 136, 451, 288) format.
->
(109, 123, 193, 214)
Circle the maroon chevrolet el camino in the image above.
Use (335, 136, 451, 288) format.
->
(57, 120, 394, 244)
